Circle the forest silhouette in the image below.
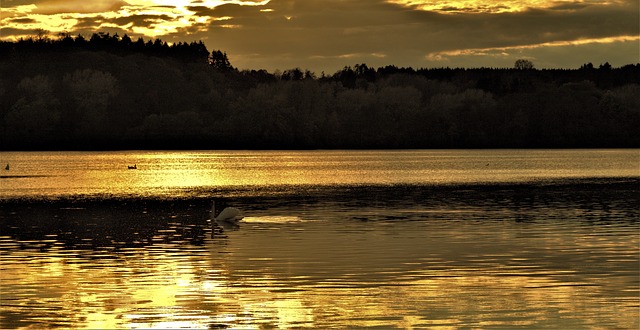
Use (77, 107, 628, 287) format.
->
(1, 33, 638, 150)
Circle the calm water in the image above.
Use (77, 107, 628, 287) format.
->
(1, 150, 639, 329)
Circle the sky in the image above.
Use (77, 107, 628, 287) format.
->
(1, 0, 638, 73)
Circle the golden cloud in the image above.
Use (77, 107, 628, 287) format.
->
(33, 0, 129, 14)
(426, 35, 640, 60)
(386, 0, 622, 13)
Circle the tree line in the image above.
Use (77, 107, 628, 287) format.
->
(1, 33, 638, 150)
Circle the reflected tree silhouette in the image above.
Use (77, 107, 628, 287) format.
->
(0, 199, 214, 252)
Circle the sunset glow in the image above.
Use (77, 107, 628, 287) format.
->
(426, 35, 640, 61)
(386, 0, 621, 13)
(1, 0, 638, 327)
(1, 0, 638, 74)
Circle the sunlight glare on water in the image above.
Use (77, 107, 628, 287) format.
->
(0, 149, 638, 198)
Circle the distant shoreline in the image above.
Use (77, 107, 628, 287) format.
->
(2, 147, 640, 152)
(1, 177, 638, 203)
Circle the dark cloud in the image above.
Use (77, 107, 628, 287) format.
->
(548, 2, 589, 11)
(187, 4, 238, 17)
(1, 0, 39, 6)
(112, 14, 174, 26)
(191, 0, 636, 72)
(9, 18, 37, 24)
(0, 27, 35, 36)
(70, 14, 173, 31)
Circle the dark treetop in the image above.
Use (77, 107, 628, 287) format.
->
(1, 33, 639, 150)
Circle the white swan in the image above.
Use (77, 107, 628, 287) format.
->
(211, 201, 243, 231)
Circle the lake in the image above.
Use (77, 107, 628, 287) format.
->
(1, 149, 639, 329)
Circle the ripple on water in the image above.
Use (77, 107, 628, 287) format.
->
(1, 180, 638, 329)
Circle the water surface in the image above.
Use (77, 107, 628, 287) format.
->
(0, 150, 638, 329)
(1, 149, 637, 198)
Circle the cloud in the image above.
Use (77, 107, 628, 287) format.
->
(0, 0, 637, 72)
(32, 0, 129, 14)
(191, 0, 637, 71)
(385, 0, 629, 13)
(1, 0, 38, 6)
(0, 26, 35, 37)
(547, 2, 589, 11)
(7, 18, 38, 24)
(425, 37, 640, 68)
(68, 13, 171, 31)
(425, 35, 640, 61)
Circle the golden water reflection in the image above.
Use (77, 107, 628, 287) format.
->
(1, 150, 638, 328)
(1, 149, 638, 198)
(2, 211, 638, 329)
